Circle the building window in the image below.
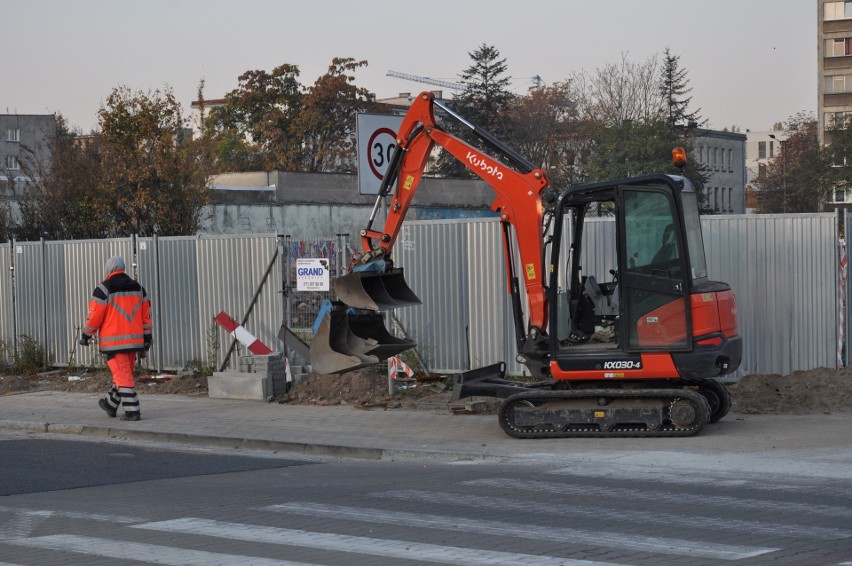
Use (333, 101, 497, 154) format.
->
(6, 155, 20, 170)
(825, 1, 852, 20)
(825, 74, 852, 93)
(758, 141, 767, 159)
(826, 111, 852, 129)
(826, 37, 852, 57)
(698, 146, 704, 164)
(6, 128, 20, 142)
(728, 149, 733, 172)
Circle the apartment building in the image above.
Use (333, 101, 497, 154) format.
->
(693, 129, 748, 214)
(0, 114, 56, 197)
(819, 0, 852, 145)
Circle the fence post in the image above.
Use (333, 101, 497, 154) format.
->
(40, 237, 48, 370)
(284, 234, 292, 335)
(152, 232, 163, 372)
(9, 235, 16, 362)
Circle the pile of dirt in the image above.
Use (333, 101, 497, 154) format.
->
(3, 365, 852, 415)
(728, 367, 852, 414)
(279, 369, 450, 409)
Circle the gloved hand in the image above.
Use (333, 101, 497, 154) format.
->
(79, 334, 91, 347)
(144, 334, 152, 351)
(139, 350, 147, 360)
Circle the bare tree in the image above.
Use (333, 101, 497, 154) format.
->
(575, 53, 664, 125)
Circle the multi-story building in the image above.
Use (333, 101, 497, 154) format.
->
(819, 0, 852, 146)
(0, 114, 56, 198)
(692, 129, 748, 214)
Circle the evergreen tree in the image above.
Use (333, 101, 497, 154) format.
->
(435, 44, 516, 177)
(455, 44, 515, 134)
(659, 48, 701, 130)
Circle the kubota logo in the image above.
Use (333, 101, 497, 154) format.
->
(466, 151, 504, 180)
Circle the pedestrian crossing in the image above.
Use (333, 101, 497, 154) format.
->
(1, 473, 850, 565)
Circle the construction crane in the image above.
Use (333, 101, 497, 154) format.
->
(386, 70, 464, 91)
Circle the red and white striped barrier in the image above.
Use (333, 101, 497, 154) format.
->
(388, 356, 414, 380)
(214, 311, 273, 355)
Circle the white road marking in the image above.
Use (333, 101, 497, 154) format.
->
(372, 489, 850, 540)
(466, 477, 852, 519)
(8, 534, 316, 566)
(261, 502, 779, 561)
(136, 517, 626, 566)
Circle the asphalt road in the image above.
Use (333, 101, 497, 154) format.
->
(1, 432, 851, 565)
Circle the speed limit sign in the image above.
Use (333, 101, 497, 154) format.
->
(357, 113, 404, 195)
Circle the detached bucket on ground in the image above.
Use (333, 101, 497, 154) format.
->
(333, 268, 421, 311)
(308, 306, 417, 375)
(309, 309, 379, 375)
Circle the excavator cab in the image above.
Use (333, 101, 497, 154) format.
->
(549, 173, 740, 383)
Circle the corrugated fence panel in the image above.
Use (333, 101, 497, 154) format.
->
(0, 243, 12, 362)
(44, 242, 68, 366)
(579, 217, 618, 286)
(196, 234, 282, 371)
(465, 219, 526, 375)
(394, 220, 470, 373)
(13, 242, 46, 351)
(139, 236, 202, 372)
(702, 214, 837, 378)
(62, 239, 134, 367)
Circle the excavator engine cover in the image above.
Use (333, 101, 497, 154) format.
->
(333, 268, 421, 311)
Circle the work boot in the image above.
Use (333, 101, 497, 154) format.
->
(98, 398, 117, 418)
(120, 412, 141, 422)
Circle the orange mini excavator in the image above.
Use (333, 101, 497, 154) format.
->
(311, 91, 741, 438)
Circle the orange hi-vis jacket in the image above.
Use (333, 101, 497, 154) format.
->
(82, 270, 152, 354)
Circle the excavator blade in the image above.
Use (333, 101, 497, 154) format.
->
(309, 311, 379, 375)
(333, 268, 421, 311)
(346, 312, 416, 359)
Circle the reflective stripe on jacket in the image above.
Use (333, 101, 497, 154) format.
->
(83, 270, 152, 353)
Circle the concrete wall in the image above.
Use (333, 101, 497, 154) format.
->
(203, 170, 498, 237)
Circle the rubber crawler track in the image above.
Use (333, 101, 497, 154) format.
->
(498, 388, 712, 438)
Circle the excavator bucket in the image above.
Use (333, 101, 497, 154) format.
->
(333, 268, 421, 311)
(308, 305, 417, 375)
(346, 312, 416, 359)
(309, 310, 379, 375)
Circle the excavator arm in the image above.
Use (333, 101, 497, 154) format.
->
(353, 91, 550, 332)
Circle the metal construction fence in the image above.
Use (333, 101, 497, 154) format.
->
(0, 212, 844, 379)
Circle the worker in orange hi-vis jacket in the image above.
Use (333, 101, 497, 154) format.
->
(79, 256, 152, 421)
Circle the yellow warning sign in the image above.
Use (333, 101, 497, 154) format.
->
(403, 175, 415, 190)
(525, 263, 536, 280)
(594, 411, 606, 418)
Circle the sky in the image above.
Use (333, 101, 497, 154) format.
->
(3, 0, 815, 134)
